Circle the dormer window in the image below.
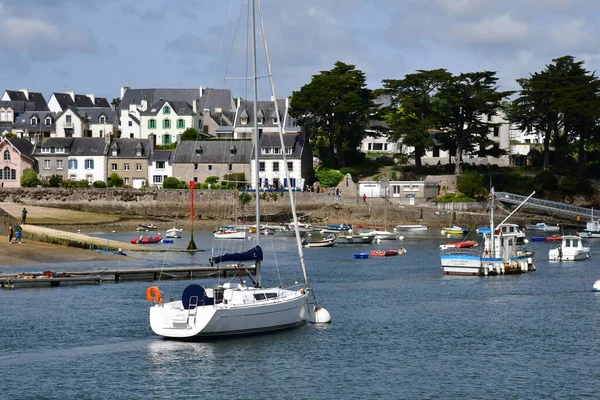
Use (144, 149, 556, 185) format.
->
(45, 117, 52, 126)
(112, 149, 118, 156)
(230, 145, 237, 155)
(272, 116, 278, 124)
(55, 147, 65, 154)
(257, 109, 265, 125)
(99, 116, 106, 124)
(163, 106, 171, 115)
(195, 146, 203, 156)
(241, 117, 248, 125)
(31, 116, 38, 125)
(3, 150, 10, 161)
(262, 148, 271, 154)
(136, 149, 142, 157)
(41, 147, 50, 154)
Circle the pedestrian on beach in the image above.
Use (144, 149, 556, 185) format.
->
(363, 193, 367, 203)
(8, 223, 14, 244)
(15, 224, 22, 244)
(21, 208, 28, 224)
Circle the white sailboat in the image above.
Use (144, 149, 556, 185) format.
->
(147, 0, 330, 340)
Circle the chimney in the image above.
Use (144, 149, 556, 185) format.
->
(149, 133, 155, 154)
(105, 130, 111, 146)
(87, 94, 96, 104)
(32, 133, 40, 149)
(120, 86, 129, 99)
(141, 100, 148, 112)
(20, 88, 30, 100)
(199, 86, 204, 97)
(192, 99, 199, 114)
(67, 91, 75, 101)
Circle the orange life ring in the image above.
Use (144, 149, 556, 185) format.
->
(146, 286, 163, 303)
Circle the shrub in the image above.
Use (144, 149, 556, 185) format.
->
(457, 170, 486, 199)
(222, 172, 246, 189)
(314, 168, 343, 188)
(435, 193, 475, 203)
(107, 173, 124, 187)
(44, 174, 62, 187)
(560, 176, 593, 195)
(163, 177, 185, 189)
(93, 180, 107, 188)
(61, 180, 89, 188)
(239, 192, 252, 206)
(20, 168, 41, 187)
(205, 176, 219, 185)
(376, 155, 395, 166)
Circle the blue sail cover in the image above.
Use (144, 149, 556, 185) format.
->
(210, 245, 263, 265)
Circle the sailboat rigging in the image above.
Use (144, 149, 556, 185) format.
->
(147, 0, 330, 340)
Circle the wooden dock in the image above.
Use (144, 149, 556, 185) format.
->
(0, 265, 255, 289)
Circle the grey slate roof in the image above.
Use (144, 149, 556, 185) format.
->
(76, 107, 117, 123)
(14, 111, 58, 132)
(3, 90, 48, 110)
(173, 140, 253, 164)
(0, 100, 35, 113)
(107, 138, 151, 158)
(70, 138, 109, 156)
(234, 99, 297, 128)
(251, 133, 304, 159)
(52, 93, 108, 110)
(94, 97, 110, 108)
(121, 87, 234, 114)
(32, 138, 74, 155)
(5, 137, 34, 156)
(150, 150, 174, 163)
(141, 100, 195, 116)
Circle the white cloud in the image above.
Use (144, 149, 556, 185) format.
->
(451, 14, 532, 44)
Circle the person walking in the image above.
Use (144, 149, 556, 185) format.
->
(363, 193, 367, 203)
(15, 224, 22, 244)
(21, 208, 28, 224)
(8, 223, 14, 244)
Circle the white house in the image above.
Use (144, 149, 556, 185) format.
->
(139, 100, 202, 145)
(148, 150, 174, 188)
(48, 92, 110, 113)
(54, 107, 116, 138)
(359, 180, 438, 204)
(232, 97, 300, 139)
(67, 137, 109, 183)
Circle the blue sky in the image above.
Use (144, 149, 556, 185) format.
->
(2, 0, 600, 102)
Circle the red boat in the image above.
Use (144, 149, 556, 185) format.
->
(546, 235, 562, 242)
(131, 235, 162, 244)
(439, 240, 478, 250)
(371, 249, 399, 257)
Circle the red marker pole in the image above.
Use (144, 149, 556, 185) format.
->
(187, 181, 197, 250)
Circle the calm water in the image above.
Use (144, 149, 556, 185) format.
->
(1, 230, 599, 399)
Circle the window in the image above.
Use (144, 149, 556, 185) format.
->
(393, 185, 401, 194)
(148, 119, 156, 129)
(262, 148, 271, 154)
(177, 119, 185, 129)
(66, 115, 72, 124)
(68, 160, 78, 169)
(45, 117, 52, 126)
(124, 164, 130, 171)
(135, 149, 142, 157)
(163, 106, 171, 114)
(136, 163, 142, 171)
(153, 175, 163, 184)
(163, 119, 171, 129)
(433, 147, 440, 157)
(287, 162, 293, 171)
(99, 116, 106, 124)
(111, 149, 118, 156)
(259, 162, 265, 172)
(241, 117, 248, 125)
(56, 160, 64, 170)
(228, 163, 233, 171)
(195, 147, 202, 156)
(273, 162, 279, 172)
(69, 174, 76, 180)
(41, 147, 50, 154)
(124, 178, 130, 185)
(272, 116, 278, 124)
(493, 127, 500, 137)
(3, 150, 9, 161)
(43, 160, 51, 170)
(86, 175, 93, 184)
(111, 163, 117, 171)
(487, 113, 493, 122)
(207, 165, 212, 171)
(257, 116, 263, 124)
(198, 120, 202, 129)
(55, 147, 65, 154)
(10, 169, 16, 180)
(193, 177, 198, 183)
(194, 163, 198, 171)
(128, 121, 133, 127)
(156, 161, 165, 169)
(6, 109, 12, 121)
(273, 148, 281, 154)
(31, 117, 38, 125)
(99, 130, 104, 137)
(0, 110, 5, 121)
(85, 159, 94, 170)
(162, 134, 171, 145)
(286, 148, 292, 155)
(130, 133, 134, 138)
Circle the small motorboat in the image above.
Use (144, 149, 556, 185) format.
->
(337, 234, 375, 244)
(353, 252, 370, 259)
(370, 249, 399, 257)
(439, 241, 478, 250)
(131, 235, 162, 244)
(302, 233, 338, 248)
(394, 224, 428, 232)
(165, 227, 183, 238)
(525, 222, 560, 232)
(320, 224, 352, 234)
(137, 224, 158, 231)
(442, 226, 469, 235)
(549, 235, 591, 261)
(545, 235, 563, 242)
(214, 228, 247, 239)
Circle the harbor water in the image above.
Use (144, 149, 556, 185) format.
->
(1, 230, 599, 399)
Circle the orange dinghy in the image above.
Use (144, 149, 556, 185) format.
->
(370, 249, 399, 257)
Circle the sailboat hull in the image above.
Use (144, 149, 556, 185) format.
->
(150, 288, 308, 339)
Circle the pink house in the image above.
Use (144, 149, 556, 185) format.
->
(0, 137, 35, 188)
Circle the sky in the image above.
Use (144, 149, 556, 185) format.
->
(1, 0, 600, 103)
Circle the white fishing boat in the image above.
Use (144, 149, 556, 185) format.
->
(148, 0, 330, 340)
(213, 228, 247, 240)
(548, 235, 591, 261)
(578, 210, 600, 238)
(165, 227, 183, 238)
(394, 224, 429, 232)
(337, 234, 375, 244)
(525, 222, 560, 232)
(302, 233, 338, 248)
(440, 189, 536, 276)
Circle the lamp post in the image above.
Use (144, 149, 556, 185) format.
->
(106, 230, 115, 252)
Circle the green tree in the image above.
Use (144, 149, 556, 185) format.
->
(163, 177, 186, 189)
(435, 71, 513, 174)
(180, 127, 201, 141)
(457, 170, 486, 198)
(290, 61, 375, 168)
(314, 167, 343, 187)
(107, 172, 124, 187)
(93, 180, 107, 188)
(111, 98, 121, 110)
(381, 69, 452, 169)
(20, 168, 41, 187)
(46, 174, 62, 187)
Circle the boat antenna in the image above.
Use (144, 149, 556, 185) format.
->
(251, 0, 262, 287)
(256, 0, 309, 286)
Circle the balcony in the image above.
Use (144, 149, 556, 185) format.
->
(63, 122, 73, 128)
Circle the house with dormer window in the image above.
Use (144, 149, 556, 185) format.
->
(67, 137, 109, 183)
(148, 150, 174, 188)
(232, 97, 300, 139)
(172, 140, 253, 185)
(139, 99, 203, 146)
(31, 137, 73, 181)
(54, 107, 116, 138)
(12, 111, 59, 140)
(250, 133, 310, 190)
(47, 91, 110, 113)
(107, 138, 151, 188)
(0, 137, 36, 187)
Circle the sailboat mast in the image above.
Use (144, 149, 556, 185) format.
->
(251, 0, 261, 287)
(256, 0, 309, 286)
(490, 187, 495, 258)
